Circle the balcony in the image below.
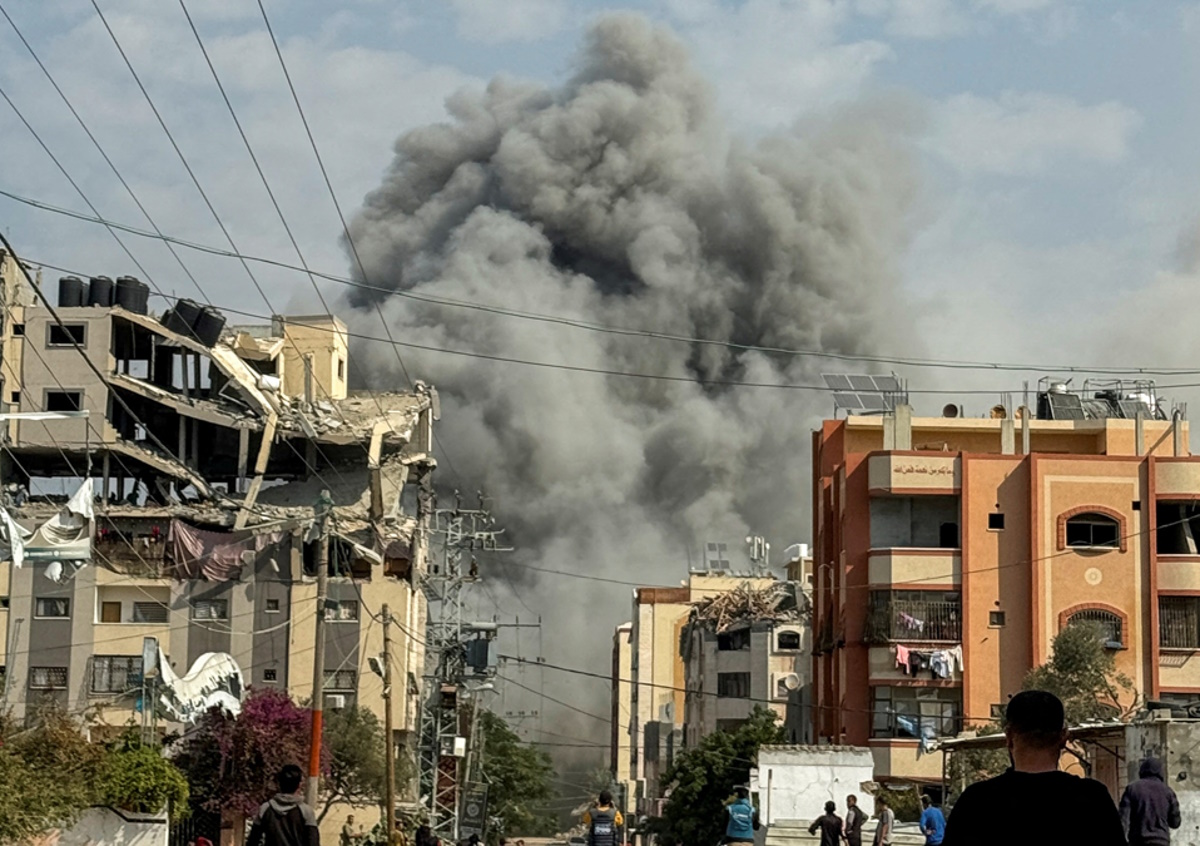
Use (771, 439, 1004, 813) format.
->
(865, 594, 961, 644)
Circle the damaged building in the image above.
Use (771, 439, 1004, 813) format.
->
(0, 253, 434, 756)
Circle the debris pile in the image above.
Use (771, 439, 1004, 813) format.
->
(689, 581, 808, 632)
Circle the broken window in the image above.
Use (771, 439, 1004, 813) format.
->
(716, 672, 751, 699)
(324, 600, 359, 622)
(44, 390, 82, 412)
(1158, 501, 1200, 554)
(191, 599, 228, 620)
(35, 598, 69, 618)
(1065, 513, 1120, 548)
(869, 495, 960, 549)
(717, 629, 750, 651)
(47, 323, 86, 347)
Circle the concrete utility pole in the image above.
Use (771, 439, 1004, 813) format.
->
(383, 603, 396, 844)
(307, 489, 334, 808)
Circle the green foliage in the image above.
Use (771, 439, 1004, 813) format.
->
(1024, 621, 1136, 724)
(944, 723, 1008, 805)
(478, 709, 557, 836)
(874, 786, 921, 823)
(320, 705, 412, 822)
(654, 707, 785, 846)
(97, 742, 190, 818)
(0, 705, 102, 842)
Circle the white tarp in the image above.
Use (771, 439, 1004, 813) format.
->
(0, 478, 94, 568)
(157, 649, 244, 724)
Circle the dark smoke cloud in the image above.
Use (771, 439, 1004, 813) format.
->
(342, 13, 920, 739)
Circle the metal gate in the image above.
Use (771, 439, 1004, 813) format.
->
(169, 809, 221, 846)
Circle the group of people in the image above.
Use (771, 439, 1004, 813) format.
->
(807, 690, 1183, 846)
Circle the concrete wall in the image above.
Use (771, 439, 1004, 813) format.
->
(279, 316, 349, 401)
(753, 746, 874, 826)
(36, 807, 167, 846)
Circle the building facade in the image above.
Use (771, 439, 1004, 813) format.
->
(0, 263, 434, 838)
(812, 388, 1200, 786)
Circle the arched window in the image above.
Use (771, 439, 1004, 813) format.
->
(1065, 512, 1120, 548)
(776, 630, 801, 651)
(1067, 608, 1123, 649)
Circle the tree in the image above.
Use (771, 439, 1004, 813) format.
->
(1024, 620, 1137, 723)
(478, 709, 557, 836)
(653, 707, 785, 846)
(97, 738, 190, 818)
(319, 705, 412, 822)
(172, 688, 323, 818)
(0, 705, 102, 842)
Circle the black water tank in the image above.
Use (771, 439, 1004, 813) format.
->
(160, 308, 188, 336)
(88, 275, 114, 307)
(58, 276, 85, 307)
(131, 279, 150, 315)
(171, 299, 203, 339)
(193, 306, 226, 347)
(115, 276, 140, 310)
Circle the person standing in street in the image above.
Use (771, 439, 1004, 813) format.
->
(872, 796, 893, 846)
(918, 796, 944, 846)
(247, 764, 321, 846)
(808, 801, 842, 846)
(583, 790, 625, 846)
(1121, 757, 1182, 845)
(723, 787, 760, 845)
(843, 795, 866, 846)
(942, 690, 1125, 846)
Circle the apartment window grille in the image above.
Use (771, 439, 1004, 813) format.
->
(91, 656, 142, 694)
(1066, 609, 1123, 649)
(133, 602, 169, 624)
(865, 590, 961, 643)
(324, 669, 357, 691)
(29, 667, 68, 690)
(1160, 596, 1200, 650)
(192, 599, 228, 620)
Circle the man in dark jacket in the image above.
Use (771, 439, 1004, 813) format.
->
(248, 764, 321, 846)
(942, 690, 1125, 846)
(808, 801, 842, 846)
(843, 795, 866, 846)
(1121, 757, 1182, 845)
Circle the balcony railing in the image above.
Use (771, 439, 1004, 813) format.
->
(865, 600, 962, 644)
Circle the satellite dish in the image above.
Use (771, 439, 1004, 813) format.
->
(942, 403, 959, 418)
(782, 673, 801, 691)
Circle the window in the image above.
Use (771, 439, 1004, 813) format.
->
(1158, 502, 1200, 554)
(990, 703, 1006, 720)
(44, 390, 82, 412)
(324, 669, 357, 691)
(776, 630, 802, 651)
(9, 392, 17, 404)
(989, 611, 1007, 627)
(988, 513, 1005, 530)
(91, 656, 142, 694)
(337, 358, 345, 381)
(133, 602, 168, 624)
(872, 685, 962, 739)
(0, 597, 9, 609)
(717, 672, 751, 699)
(266, 599, 281, 613)
(263, 668, 278, 682)
(12, 323, 23, 337)
(35, 598, 69, 618)
(29, 667, 68, 690)
(1160, 596, 1200, 650)
(100, 601, 121, 623)
(325, 600, 359, 622)
(1066, 608, 1123, 648)
(865, 590, 962, 643)
(717, 629, 750, 651)
(192, 599, 228, 620)
(47, 323, 86, 347)
(1065, 513, 1120, 548)
(869, 495, 960, 549)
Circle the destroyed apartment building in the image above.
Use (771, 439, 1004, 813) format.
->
(0, 250, 434, 743)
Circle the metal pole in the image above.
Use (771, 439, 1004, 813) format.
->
(307, 523, 330, 806)
(384, 603, 396, 844)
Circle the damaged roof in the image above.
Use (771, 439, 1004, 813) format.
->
(688, 580, 809, 633)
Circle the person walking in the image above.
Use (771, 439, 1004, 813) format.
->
(843, 795, 866, 846)
(942, 690, 1125, 846)
(582, 790, 625, 846)
(871, 796, 893, 846)
(247, 764, 321, 846)
(918, 796, 944, 846)
(341, 816, 358, 846)
(1121, 757, 1182, 845)
(808, 801, 842, 846)
(723, 787, 760, 844)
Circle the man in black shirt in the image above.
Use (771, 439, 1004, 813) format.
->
(942, 690, 1125, 846)
(808, 801, 842, 846)
(843, 794, 866, 846)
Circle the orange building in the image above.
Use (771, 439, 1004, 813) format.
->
(812, 385, 1200, 787)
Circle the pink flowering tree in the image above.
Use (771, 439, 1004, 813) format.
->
(171, 688, 328, 818)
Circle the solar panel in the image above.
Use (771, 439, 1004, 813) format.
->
(873, 375, 903, 393)
(1119, 400, 1150, 419)
(832, 392, 864, 410)
(1046, 393, 1086, 420)
(859, 394, 890, 411)
(823, 375, 854, 390)
(824, 374, 905, 414)
(848, 375, 878, 391)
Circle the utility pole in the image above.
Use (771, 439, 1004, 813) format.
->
(307, 489, 333, 808)
(383, 603, 396, 844)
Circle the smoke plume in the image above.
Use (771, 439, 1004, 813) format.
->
(342, 14, 919, 741)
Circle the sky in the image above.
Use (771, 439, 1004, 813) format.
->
(3, 0, 1200, 766)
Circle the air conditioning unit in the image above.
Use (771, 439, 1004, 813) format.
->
(440, 736, 467, 757)
(774, 673, 801, 700)
(326, 694, 347, 710)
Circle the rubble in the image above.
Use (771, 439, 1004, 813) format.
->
(688, 580, 808, 632)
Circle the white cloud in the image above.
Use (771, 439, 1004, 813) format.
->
(925, 92, 1142, 176)
(449, 0, 568, 44)
(856, 0, 970, 39)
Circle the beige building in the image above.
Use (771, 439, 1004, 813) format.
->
(813, 384, 1200, 789)
(0, 261, 434, 842)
